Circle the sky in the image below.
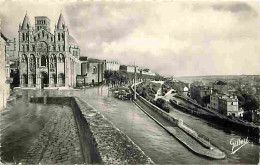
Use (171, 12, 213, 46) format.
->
(1, 0, 260, 77)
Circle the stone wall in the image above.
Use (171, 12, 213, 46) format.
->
(30, 96, 154, 164)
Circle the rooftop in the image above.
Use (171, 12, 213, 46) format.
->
(68, 35, 78, 46)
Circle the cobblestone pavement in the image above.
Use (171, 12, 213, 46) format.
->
(20, 106, 84, 164)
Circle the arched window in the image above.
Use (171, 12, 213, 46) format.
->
(58, 73, 65, 85)
(26, 33, 29, 41)
(21, 54, 27, 63)
(93, 66, 97, 74)
(62, 33, 64, 40)
(51, 37, 53, 42)
(58, 54, 64, 63)
(29, 55, 35, 70)
(22, 33, 25, 41)
(58, 33, 60, 41)
(41, 55, 46, 67)
(42, 30, 44, 37)
(52, 54, 56, 63)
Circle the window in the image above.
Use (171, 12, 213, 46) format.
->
(42, 31, 44, 37)
(47, 34, 49, 39)
(21, 54, 27, 63)
(51, 37, 53, 42)
(93, 66, 97, 74)
(32, 45, 35, 51)
(22, 33, 25, 41)
(58, 45, 60, 51)
(27, 45, 29, 51)
(41, 56, 46, 67)
(38, 33, 40, 39)
(22, 45, 25, 52)
(62, 33, 64, 40)
(26, 33, 29, 41)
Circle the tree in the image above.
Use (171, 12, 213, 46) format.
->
(104, 70, 113, 85)
(242, 94, 259, 111)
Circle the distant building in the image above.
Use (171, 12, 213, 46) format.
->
(140, 68, 156, 76)
(212, 80, 228, 94)
(80, 58, 105, 85)
(208, 93, 223, 111)
(183, 86, 189, 92)
(0, 32, 10, 110)
(10, 60, 20, 88)
(208, 93, 240, 117)
(190, 85, 212, 105)
(105, 61, 120, 71)
(218, 95, 239, 117)
(18, 13, 81, 88)
(119, 65, 138, 73)
(126, 65, 138, 73)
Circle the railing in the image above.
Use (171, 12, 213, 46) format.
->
(178, 119, 211, 148)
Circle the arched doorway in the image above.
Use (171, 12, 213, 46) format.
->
(29, 74, 36, 87)
(50, 73, 57, 86)
(21, 74, 28, 87)
(40, 72, 48, 88)
(58, 73, 65, 86)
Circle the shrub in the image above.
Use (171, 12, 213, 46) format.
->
(155, 98, 170, 113)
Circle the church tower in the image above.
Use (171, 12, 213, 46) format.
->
(18, 13, 32, 87)
(54, 13, 69, 52)
(35, 16, 51, 32)
(19, 13, 31, 52)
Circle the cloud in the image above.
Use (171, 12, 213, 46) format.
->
(1, 1, 260, 76)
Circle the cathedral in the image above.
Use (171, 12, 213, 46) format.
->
(18, 13, 81, 88)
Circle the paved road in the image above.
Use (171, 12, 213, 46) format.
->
(0, 98, 83, 164)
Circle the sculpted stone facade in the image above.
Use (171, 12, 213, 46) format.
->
(18, 13, 81, 88)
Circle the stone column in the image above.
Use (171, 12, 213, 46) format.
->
(65, 57, 69, 88)
(36, 75, 41, 89)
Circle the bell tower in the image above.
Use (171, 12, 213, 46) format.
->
(35, 16, 51, 32)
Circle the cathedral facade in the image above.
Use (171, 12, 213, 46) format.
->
(18, 13, 81, 88)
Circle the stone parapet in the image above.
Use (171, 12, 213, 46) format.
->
(30, 96, 154, 164)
